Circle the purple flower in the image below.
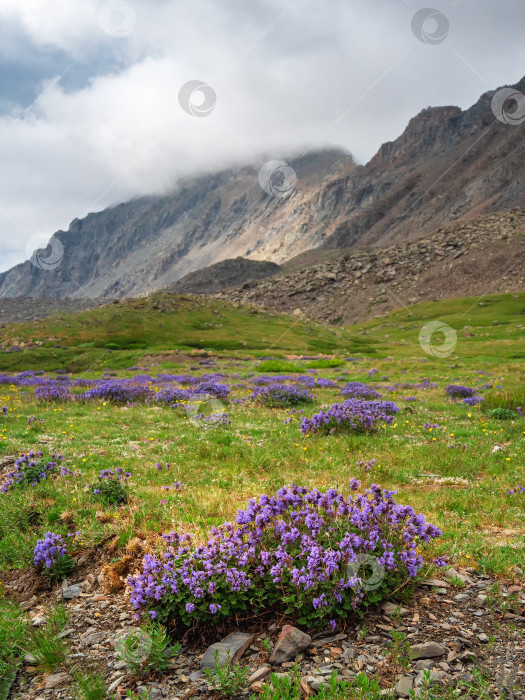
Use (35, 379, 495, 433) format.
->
(209, 603, 221, 614)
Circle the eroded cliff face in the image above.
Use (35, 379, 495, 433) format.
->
(1, 76, 524, 300)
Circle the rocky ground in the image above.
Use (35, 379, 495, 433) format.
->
(0, 299, 99, 326)
(3, 544, 524, 700)
(218, 211, 525, 324)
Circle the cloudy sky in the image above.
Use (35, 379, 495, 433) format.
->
(0, 0, 524, 272)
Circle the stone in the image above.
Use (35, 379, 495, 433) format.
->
(45, 672, 69, 690)
(415, 660, 434, 670)
(62, 584, 82, 600)
(20, 596, 38, 610)
(415, 669, 448, 686)
(201, 632, 255, 670)
(421, 579, 450, 588)
(474, 594, 488, 607)
(81, 630, 106, 646)
(410, 642, 447, 660)
(271, 625, 312, 665)
(453, 594, 470, 603)
(396, 676, 413, 698)
(381, 601, 409, 616)
(248, 667, 270, 685)
(477, 633, 489, 643)
(107, 676, 125, 693)
(310, 633, 347, 648)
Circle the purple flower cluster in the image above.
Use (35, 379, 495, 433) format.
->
(83, 379, 152, 403)
(251, 384, 315, 408)
(1, 451, 63, 492)
(462, 396, 483, 406)
(98, 467, 132, 481)
(35, 383, 71, 401)
(162, 482, 182, 492)
(341, 382, 382, 400)
(128, 482, 441, 629)
(300, 399, 398, 436)
(445, 385, 478, 399)
(33, 531, 67, 568)
(356, 459, 376, 472)
(507, 485, 525, 496)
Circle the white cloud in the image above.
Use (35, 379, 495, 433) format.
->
(1, 0, 525, 271)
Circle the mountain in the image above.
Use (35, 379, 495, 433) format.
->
(1, 76, 525, 300)
(217, 211, 525, 324)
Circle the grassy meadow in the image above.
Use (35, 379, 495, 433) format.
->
(0, 291, 523, 577)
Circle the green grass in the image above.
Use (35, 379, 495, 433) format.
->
(0, 599, 27, 699)
(0, 292, 524, 577)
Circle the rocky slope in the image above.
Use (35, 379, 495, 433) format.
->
(1, 76, 525, 300)
(218, 211, 525, 324)
(170, 257, 281, 295)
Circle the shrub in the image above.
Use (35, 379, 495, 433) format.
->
(486, 407, 518, 421)
(1, 451, 64, 493)
(445, 385, 478, 399)
(83, 380, 152, 403)
(91, 469, 131, 505)
(462, 396, 483, 407)
(304, 359, 344, 369)
(33, 531, 76, 584)
(300, 399, 398, 436)
(341, 382, 381, 400)
(257, 360, 305, 374)
(128, 482, 441, 631)
(251, 384, 315, 408)
(204, 650, 249, 697)
(115, 621, 180, 675)
(35, 383, 71, 401)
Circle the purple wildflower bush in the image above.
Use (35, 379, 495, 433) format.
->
(128, 482, 441, 630)
(251, 384, 315, 408)
(300, 399, 398, 436)
(35, 383, 72, 402)
(341, 382, 382, 400)
(33, 531, 75, 583)
(1, 451, 64, 493)
(445, 385, 478, 400)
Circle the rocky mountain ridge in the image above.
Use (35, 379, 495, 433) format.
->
(217, 211, 525, 324)
(1, 76, 525, 300)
